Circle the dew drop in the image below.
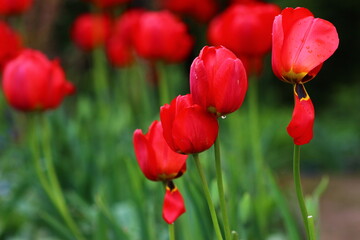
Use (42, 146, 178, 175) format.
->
(221, 115, 227, 119)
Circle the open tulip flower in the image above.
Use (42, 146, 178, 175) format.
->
(2, 49, 75, 112)
(133, 121, 187, 224)
(272, 7, 339, 145)
(190, 46, 248, 117)
(160, 94, 219, 154)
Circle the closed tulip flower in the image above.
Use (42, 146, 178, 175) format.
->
(160, 94, 219, 154)
(208, 3, 281, 75)
(133, 120, 187, 223)
(272, 7, 339, 145)
(0, 21, 22, 70)
(133, 11, 193, 63)
(71, 13, 111, 51)
(2, 49, 75, 112)
(190, 46, 248, 116)
(0, 0, 33, 15)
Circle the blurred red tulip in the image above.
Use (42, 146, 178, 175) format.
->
(208, 3, 281, 75)
(133, 11, 193, 63)
(287, 84, 314, 145)
(83, 0, 130, 9)
(105, 9, 144, 67)
(160, 94, 219, 154)
(162, 0, 218, 22)
(0, 21, 22, 70)
(272, 7, 339, 84)
(0, 0, 33, 15)
(133, 121, 187, 223)
(133, 120, 187, 181)
(71, 13, 111, 51)
(190, 46, 248, 116)
(2, 49, 75, 111)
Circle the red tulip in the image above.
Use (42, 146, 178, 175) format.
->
(133, 120, 187, 181)
(160, 94, 219, 154)
(105, 9, 143, 67)
(0, 21, 22, 70)
(208, 3, 281, 75)
(0, 0, 33, 15)
(162, 0, 218, 22)
(272, 7, 339, 145)
(287, 84, 314, 145)
(2, 49, 75, 112)
(133, 121, 187, 223)
(272, 7, 339, 84)
(190, 46, 248, 116)
(71, 13, 111, 51)
(133, 11, 193, 63)
(83, 0, 130, 9)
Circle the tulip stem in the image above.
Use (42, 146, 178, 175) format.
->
(92, 47, 109, 101)
(30, 114, 85, 240)
(214, 137, 231, 240)
(169, 223, 175, 240)
(193, 154, 224, 240)
(293, 144, 314, 239)
(157, 61, 170, 105)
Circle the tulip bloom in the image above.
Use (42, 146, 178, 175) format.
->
(190, 46, 248, 116)
(160, 94, 219, 154)
(0, 21, 22, 70)
(272, 7, 339, 145)
(133, 121, 187, 223)
(133, 11, 193, 63)
(208, 3, 281, 75)
(162, 0, 218, 22)
(0, 0, 33, 15)
(71, 13, 111, 51)
(272, 7, 339, 84)
(105, 9, 143, 67)
(2, 49, 75, 111)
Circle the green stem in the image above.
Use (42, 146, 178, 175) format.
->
(293, 144, 310, 239)
(92, 47, 108, 100)
(307, 215, 316, 240)
(169, 223, 175, 240)
(157, 61, 170, 105)
(248, 76, 267, 236)
(214, 137, 231, 240)
(193, 154, 224, 240)
(39, 114, 85, 240)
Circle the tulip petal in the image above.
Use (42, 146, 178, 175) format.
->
(287, 84, 315, 145)
(162, 181, 186, 224)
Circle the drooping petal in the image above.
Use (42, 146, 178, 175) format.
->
(287, 84, 315, 145)
(162, 181, 186, 224)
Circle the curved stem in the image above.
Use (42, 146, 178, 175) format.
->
(193, 154, 224, 240)
(214, 137, 231, 240)
(40, 115, 85, 240)
(293, 144, 310, 238)
(169, 223, 175, 240)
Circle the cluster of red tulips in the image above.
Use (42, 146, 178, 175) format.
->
(0, 0, 338, 239)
